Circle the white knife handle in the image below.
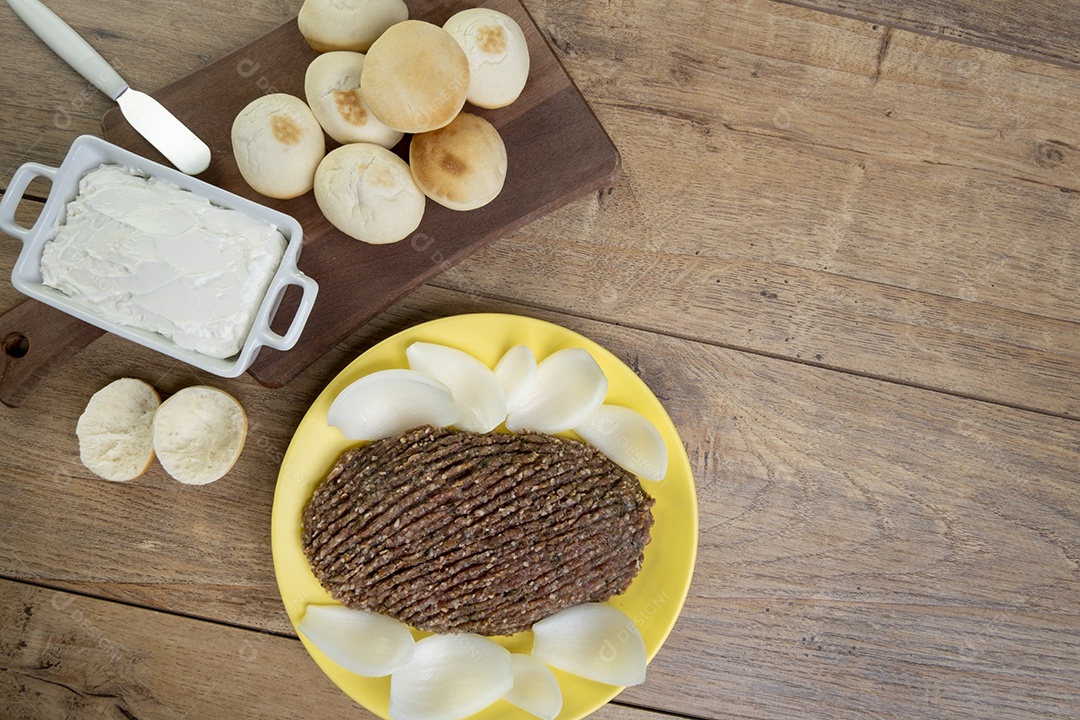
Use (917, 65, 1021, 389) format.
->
(6, 0, 127, 99)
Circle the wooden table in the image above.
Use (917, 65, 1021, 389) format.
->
(1, 1, 1078, 718)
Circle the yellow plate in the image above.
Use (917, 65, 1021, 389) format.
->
(271, 313, 698, 720)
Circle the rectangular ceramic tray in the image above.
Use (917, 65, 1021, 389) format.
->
(0, 135, 318, 378)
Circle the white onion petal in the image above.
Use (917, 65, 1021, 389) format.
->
(574, 404, 669, 481)
(504, 653, 563, 720)
(530, 603, 647, 687)
(505, 348, 608, 433)
(327, 369, 459, 441)
(389, 633, 513, 720)
(406, 342, 506, 433)
(298, 605, 415, 677)
(493, 345, 538, 415)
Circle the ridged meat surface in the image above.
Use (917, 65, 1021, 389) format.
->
(301, 425, 655, 636)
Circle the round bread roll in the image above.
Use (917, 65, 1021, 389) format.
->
(410, 112, 507, 211)
(443, 8, 530, 109)
(314, 143, 425, 244)
(152, 386, 247, 485)
(231, 94, 325, 199)
(77, 378, 160, 482)
(304, 51, 403, 148)
(297, 0, 408, 52)
(360, 20, 470, 134)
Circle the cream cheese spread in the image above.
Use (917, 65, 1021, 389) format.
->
(40, 164, 286, 359)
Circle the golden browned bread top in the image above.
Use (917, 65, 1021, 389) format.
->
(360, 20, 470, 134)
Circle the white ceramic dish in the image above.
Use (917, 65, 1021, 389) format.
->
(0, 134, 318, 378)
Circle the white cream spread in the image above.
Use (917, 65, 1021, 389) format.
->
(40, 165, 286, 359)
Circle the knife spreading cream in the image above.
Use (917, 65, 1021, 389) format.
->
(40, 164, 286, 359)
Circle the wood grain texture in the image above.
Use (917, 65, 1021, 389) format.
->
(634, 596, 1080, 720)
(0, 0, 297, 186)
(0, 300, 103, 408)
(4, 0, 1080, 415)
(0, 579, 667, 720)
(774, 0, 1080, 68)
(438, 0, 1080, 417)
(1, 281, 1077, 718)
(1, 0, 1079, 719)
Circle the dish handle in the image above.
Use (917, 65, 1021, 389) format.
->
(258, 269, 319, 352)
(0, 162, 58, 243)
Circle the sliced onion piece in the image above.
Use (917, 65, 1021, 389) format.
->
(327, 369, 459, 441)
(505, 348, 608, 434)
(493, 345, 537, 414)
(406, 342, 507, 433)
(298, 605, 415, 677)
(574, 404, 669, 481)
(530, 603, 647, 687)
(389, 633, 513, 720)
(504, 653, 562, 720)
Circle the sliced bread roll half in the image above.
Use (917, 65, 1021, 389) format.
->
(77, 378, 161, 482)
(360, 20, 470, 134)
(315, 143, 426, 244)
(298, 0, 408, 53)
(410, 112, 507, 211)
(304, 51, 403, 148)
(444, 8, 530, 109)
(232, 93, 326, 199)
(153, 386, 247, 485)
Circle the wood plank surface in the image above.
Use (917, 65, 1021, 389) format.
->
(1, 1, 1079, 719)
(3, 0, 1080, 416)
(1, 266, 1077, 717)
(0, 579, 665, 720)
(441, 0, 1080, 418)
(0, 0, 295, 185)
(0, 300, 103, 408)
(774, 0, 1080, 69)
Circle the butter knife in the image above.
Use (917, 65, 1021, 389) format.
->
(6, 0, 211, 175)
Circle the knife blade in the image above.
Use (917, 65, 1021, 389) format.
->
(6, 0, 211, 175)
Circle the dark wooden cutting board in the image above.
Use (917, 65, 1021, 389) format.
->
(0, 0, 619, 404)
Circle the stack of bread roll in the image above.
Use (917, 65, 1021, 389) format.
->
(231, 0, 531, 245)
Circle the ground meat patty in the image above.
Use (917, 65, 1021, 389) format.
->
(301, 425, 655, 636)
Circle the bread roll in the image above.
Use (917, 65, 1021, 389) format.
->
(443, 8, 530, 109)
(77, 378, 160, 482)
(298, 0, 408, 53)
(360, 20, 470, 134)
(315, 143, 425, 244)
(304, 51, 403, 148)
(409, 112, 507, 211)
(152, 386, 247, 485)
(231, 94, 325, 199)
